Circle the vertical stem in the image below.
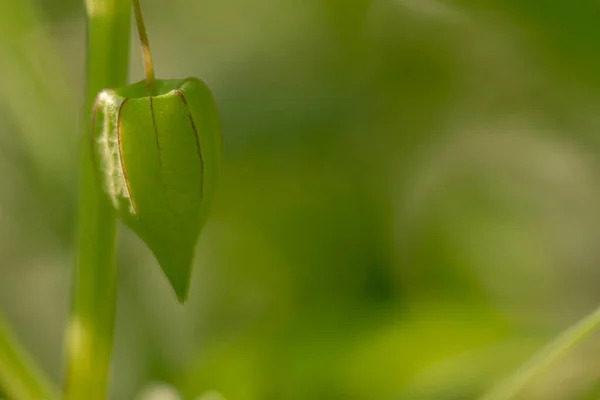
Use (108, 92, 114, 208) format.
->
(62, 1, 130, 399)
(131, 0, 155, 91)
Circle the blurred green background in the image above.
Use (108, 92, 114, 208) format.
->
(2, 0, 600, 399)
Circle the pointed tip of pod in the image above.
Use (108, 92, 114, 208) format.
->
(175, 286, 189, 304)
(161, 263, 191, 304)
(169, 273, 190, 304)
(152, 242, 195, 304)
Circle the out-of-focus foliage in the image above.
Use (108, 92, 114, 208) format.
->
(2, 0, 600, 399)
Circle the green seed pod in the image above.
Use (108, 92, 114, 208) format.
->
(91, 78, 221, 302)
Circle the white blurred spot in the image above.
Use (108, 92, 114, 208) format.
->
(135, 382, 181, 400)
(196, 390, 226, 400)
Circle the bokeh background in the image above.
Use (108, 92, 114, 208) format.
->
(2, 0, 600, 399)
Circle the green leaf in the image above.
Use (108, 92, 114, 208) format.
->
(91, 78, 221, 302)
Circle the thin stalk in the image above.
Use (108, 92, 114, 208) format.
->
(131, 0, 155, 92)
(0, 314, 57, 399)
(62, 1, 130, 399)
(480, 305, 600, 400)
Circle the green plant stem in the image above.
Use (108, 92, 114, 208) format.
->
(62, 1, 131, 399)
(480, 305, 600, 400)
(0, 314, 57, 399)
(131, 0, 155, 90)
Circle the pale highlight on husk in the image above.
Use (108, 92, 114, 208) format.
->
(92, 90, 135, 214)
